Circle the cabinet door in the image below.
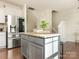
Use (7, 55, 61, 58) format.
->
(0, 32, 6, 47)
(52, 37, 59, 59)
(21, 39, 29, 59)
(53, 40, 58, 54)
(45, 36, 59, 59)
(29, 43, 44, 59)
(45, 42, 53, 58)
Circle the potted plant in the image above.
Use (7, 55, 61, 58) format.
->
(40, 20, 48, 31)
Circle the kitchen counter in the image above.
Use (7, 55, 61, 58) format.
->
(21, 32, 60, 39)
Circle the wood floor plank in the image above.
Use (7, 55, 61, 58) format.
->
(63, 42, 79, 59)
(0, 48, 24, 59)
(0, 42, 79, 59)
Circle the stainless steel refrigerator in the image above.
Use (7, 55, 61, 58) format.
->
(5, 15, 24, 48)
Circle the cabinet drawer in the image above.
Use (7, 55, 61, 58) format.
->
(45, 37, 59, 44)
(0, 41, 6, 46)
(29, 36, 44, 45)
(53, 37, 59, 41)
(0, 35, 6, 38)
(45, 38, 53, 44)
(0, 35, 6, 43)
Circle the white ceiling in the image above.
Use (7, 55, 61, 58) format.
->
(5, 0, 26, 7)
(0, 0, 78, 10)
(26, 0, 78, 10)
(0, 0, 26, 7)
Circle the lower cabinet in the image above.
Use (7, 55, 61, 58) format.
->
(21, 35, 60, 59)
(29, 42, 44, 59)
(21, 39, 44, 59)
(45, 37, 59, 59)
(45, 42, 53, 58)
(0, 32, 6, 48)
(21, 39, 29, 59)
(45, 41, 59, 59)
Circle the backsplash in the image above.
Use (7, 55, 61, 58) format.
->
(0, 23, 6, 32)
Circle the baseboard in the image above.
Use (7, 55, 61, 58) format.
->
(62, 41, 79, 44)
(62, 40, 76, 43)
(8, 46, 21, 50)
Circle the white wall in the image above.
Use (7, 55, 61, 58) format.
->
(27, 10, 37, 32)
(53, 8, 79, 42)
(52, 10, 69, 42)
(28, 9, 52, 32)
(65, 8, 79, 42)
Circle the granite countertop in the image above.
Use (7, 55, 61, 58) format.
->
(21, 32, 60, 38)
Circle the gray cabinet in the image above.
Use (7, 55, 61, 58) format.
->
(45, 37, 59, 59)
(21, 35, 60, 59)
(21, 39, 44, 59)
(29, 42, 44, 59)
(21, 39, 29, 59)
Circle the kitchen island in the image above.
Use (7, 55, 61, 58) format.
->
(21, 33, 60, 59)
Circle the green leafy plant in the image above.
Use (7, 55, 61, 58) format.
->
(40, 20, 48, 30)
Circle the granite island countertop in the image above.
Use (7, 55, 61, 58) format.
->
(21, 32, 60, 39)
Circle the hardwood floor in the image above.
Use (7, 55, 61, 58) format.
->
(0, 42, 79, 59)
(0, 48, 24, 59)
(63, 42, 79, 59)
